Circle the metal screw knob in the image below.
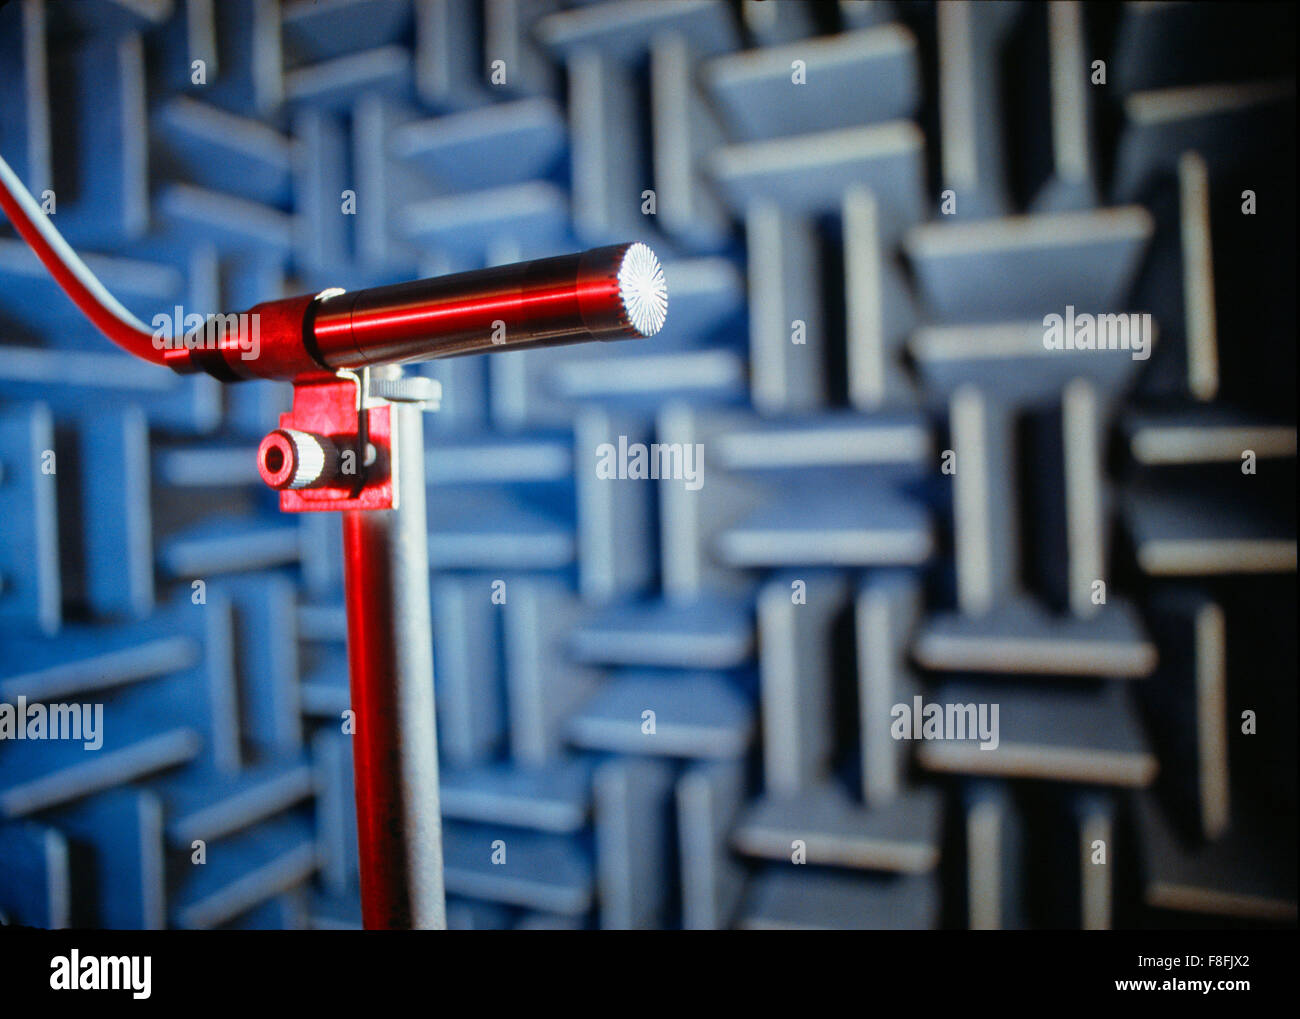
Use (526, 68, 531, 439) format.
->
(367, 375, 442, 409)
(258, 428, 340, 490)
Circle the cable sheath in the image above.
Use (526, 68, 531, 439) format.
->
(0, 151, 166, 365)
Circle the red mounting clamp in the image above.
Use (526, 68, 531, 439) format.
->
(257, 370, 394, 512)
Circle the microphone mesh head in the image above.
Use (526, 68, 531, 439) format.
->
(617, 242, 668, 337)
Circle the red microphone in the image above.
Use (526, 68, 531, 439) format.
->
(169, 242, 668, 382)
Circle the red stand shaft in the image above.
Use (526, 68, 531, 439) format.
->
(340, 401, 445, 929)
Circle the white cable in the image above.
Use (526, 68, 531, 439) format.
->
(0, 150, 155, 342)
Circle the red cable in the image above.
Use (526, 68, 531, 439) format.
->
(0, 153, 168, 366)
